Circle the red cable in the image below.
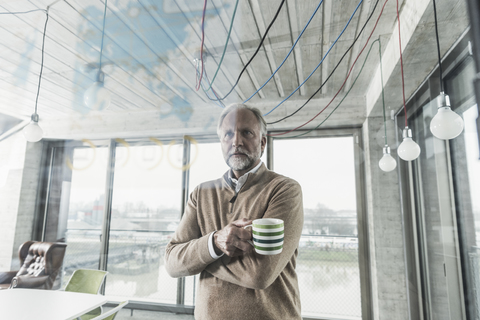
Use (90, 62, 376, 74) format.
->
(195, 0, 208, 91)
(396, 0, 408, 127)
(268, 0, 390, 137)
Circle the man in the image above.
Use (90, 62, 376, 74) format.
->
(165, 103, 304, 320)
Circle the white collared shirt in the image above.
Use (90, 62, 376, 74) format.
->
(228, 160, 262, 193)
(208, 161, 263, 259)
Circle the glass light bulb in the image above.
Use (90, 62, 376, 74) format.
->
(23, 121, 43, 142)
(430, 106, 464, 140)
(379, 146, 397, 172)
(84, 81, 111, 110)
(398, 127, 421, 161)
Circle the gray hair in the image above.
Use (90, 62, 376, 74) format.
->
(216, 103, 267, 138)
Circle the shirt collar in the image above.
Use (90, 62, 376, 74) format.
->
(229, 161, 262, 192)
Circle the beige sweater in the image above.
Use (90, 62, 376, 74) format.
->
(165, 164, 304, 320)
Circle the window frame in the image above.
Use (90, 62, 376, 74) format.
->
(37, 128, 369, 317)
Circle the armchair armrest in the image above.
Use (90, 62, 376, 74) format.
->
(11, 275, 50, 289)
(0, 271, 17, 285)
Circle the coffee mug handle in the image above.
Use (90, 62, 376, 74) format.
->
(243, 225, 254, 247)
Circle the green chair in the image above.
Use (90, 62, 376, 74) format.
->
(89, 301, 129, 320)
(64, 269, 108, 320)
(64, 269, 108, 294)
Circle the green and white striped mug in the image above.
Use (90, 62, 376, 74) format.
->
(244, 218, 284, 255)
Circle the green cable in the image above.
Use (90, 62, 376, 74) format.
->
(202, 0, 240, 92)
(275, 39, 380, 139)
(379, 37, 387, 146)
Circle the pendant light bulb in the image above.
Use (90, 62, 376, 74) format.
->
(23, 114, 43, 142)
(398, 127, 421, 161)
(429, 93, 464, 140)
(84, 72, 111, 111)
(379, 145, 397, 172)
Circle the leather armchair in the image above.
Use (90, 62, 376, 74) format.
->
(0, 241, 67, 290)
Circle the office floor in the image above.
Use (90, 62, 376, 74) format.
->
(105, 307, 194, 319)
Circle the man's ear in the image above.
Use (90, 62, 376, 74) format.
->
(260, 136, 267, 153)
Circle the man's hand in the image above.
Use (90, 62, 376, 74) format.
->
(214, 218, 254, 257)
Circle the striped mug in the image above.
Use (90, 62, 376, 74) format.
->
(244, 218, 284, 255)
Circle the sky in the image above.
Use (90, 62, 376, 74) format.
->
(68, 136, 357, 215)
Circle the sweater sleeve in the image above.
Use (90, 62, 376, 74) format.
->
(204, 179, 304, 290)
(164, 187, 217, 278)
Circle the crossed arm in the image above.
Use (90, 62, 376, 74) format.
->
(164, 180, 303, 290)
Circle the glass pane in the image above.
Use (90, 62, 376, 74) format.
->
(451, 104, 480, 319)
(186, 141, 266, 305)
(105, 141, 183, 304)
(188, 142, 228, 191)
(407, 99, 465, 319)
(63, 146, 108, 286)
(462, 106, 480, 245)
(274, 137, 361, 319)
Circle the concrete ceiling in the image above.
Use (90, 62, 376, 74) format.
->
(0, 0, 471, 140)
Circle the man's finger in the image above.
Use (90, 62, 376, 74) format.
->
(232, 219, 253, 228)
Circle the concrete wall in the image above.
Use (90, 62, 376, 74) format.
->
(0, 132, 26, 270)
(0, 131, 44, 270)
(0, 120, 415, 319)
(363, 116, 409, 320)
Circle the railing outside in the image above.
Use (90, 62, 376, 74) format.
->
(298, 234, 361, 319)
(62, 229, 361, 319)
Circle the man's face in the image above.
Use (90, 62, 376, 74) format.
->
(219, 109, 266, 177)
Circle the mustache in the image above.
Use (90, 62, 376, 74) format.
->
(229, 148, 250, 157)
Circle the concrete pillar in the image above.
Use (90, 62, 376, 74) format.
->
(0, 132, 43, 270)
(363, 116, 409, 320)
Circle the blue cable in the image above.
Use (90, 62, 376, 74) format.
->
(261, 0, 363, 116)
(242, 0, 324, 103)
(196, 62, 225, 108)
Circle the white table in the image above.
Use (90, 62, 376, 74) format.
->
(0, 288, 109, 320)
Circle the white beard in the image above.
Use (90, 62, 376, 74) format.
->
(228, 154, 255, 171)
(226, 146, 261, 171)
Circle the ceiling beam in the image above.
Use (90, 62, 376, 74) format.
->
(85, 0, 193, 103)
(343, 0, 372, 93)
(210, 0, 266, 99)
(248, 0, 285, 98)
(321, 0, 333, 94)
(169, 0, 245, 102)
(26, 0, 177, 109)
(286, 0, 306, 96)
(366, 0, 431, 115)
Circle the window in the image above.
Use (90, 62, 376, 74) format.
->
(105, 141, 183, 304)
(396, 43, 477, 319)
(60, 143, 108, 284)
(274, 134, 364, 319)
(42, 132, 366, 317)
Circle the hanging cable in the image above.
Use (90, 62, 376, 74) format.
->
(34, 11, 49, 117)
(195, 0, 208, 91)
(1, 9, 50, 116)
(1, 8, 50, 142)
(196, 59, 225, 108)
(379, 37, 387, 146)
(242, 0, 326, 103)
(268, 0, 380, 125)
(276, 39, 381, 139)
(260, 0, 363, 115)
(395, 0, 407, 127)
(268, 0, 389, 137)
(210, 0, 286, 101)
(195, 56, 227, 105)
(98, 0, 108, 71)
(432, 0, 443, 92)
(0, 9, 47, 15)
(202, 0, 240, 92)
(173, 0, 243, 99)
